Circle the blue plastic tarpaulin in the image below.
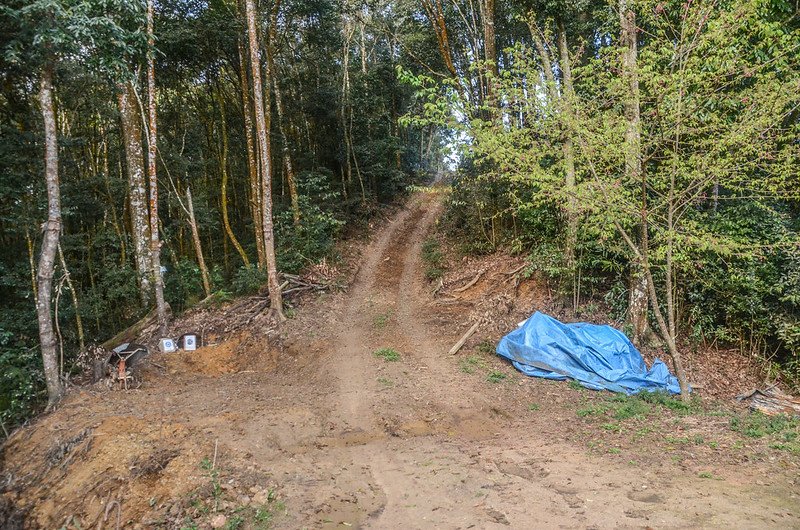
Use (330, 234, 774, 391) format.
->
(496, 312, 683, 394)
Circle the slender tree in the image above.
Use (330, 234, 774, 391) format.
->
(36, 62, 64, 406)
(117, 81, 152, 304)
(244, 0, 285, 319)
(619, 0, 649, 345)
(237, 38, 266, 267)
(146, 0, 168, 336)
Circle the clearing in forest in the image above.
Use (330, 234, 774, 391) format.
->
(1, 192, 798, 529)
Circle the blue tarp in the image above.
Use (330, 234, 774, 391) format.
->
(496, 312, 683, 394)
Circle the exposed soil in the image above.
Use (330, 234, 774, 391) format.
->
(1, 192, 798, 529)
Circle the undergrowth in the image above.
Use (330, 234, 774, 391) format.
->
(575, 389, 800, 454)
(421, 238, 444, 281)
(730, 412, 800, 453)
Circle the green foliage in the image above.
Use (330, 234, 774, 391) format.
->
(374, 347, 400, 362)
(0, 329, 45, 429)
(730, 412, 800, 453)
(577, 391, 700, 421)
(421, 238, 444, 280)
(400, 0, 800, 382)
(476, 340, 494, 354)
(275, 172, 346, 274)
(730, 412, 799, 438)
(231, 265, 267, 296)
(165, 259, 204, 311)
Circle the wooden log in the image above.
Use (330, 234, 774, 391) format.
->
(449, 321, 481, 355)
(101, 303, 170, 350)
(738, 386, 800, 416)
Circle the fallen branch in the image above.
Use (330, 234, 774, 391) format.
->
(453, 270, 484, 293)
(101, 304, 171, 349)
(449, 321, 481, 356)
(502, 263, 527, 276)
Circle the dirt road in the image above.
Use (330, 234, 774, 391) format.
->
(2, 192, 798, 529)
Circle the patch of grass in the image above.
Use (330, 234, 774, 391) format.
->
(664, 435, 691, 445)
(577, 391, 701, 424)
(199, 457, 222, 511)
(730, 412, 800, 453)
(254, 505, 273, 524)
(225, 515, 245, 530)
(730, 411, 798, 438)
(373, 311, 392, 329)
(459, 355, 487, 374)
(698, 471, 714, 479)
(528, 403, 541, 412)
(608, 394, 651, 420)
(374, 347, 401, 362)
(637, 390, 702, 415)
(422, 238, 445, 281)
(608, 447, 622, 454)
(601, 422, 622, 433)
(477, 340, 495, 354)
(633, 426, 655, 440)
(577, 402, 611, 417)
(377, 377, 394, 387)
(486, 370, 507, 384)
(568, 380, 585, 391)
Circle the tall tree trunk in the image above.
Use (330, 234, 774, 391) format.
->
(481, 0, 497, 103)
(217, 86, 251, 266)
(238, 38, 265, 268)
(619, 0, 649, 345)
(37, 63, 64, 407)
(266, 3, 300, 225)
(420, 0, 459, 79)
(186, 187, 212, 297)
(557, 20, 579, 310)
(147, 0, 168, 336)
(341, 16, 354, 195)
(244, 0, 285, 320)
(117, 81, 152, 305)
(619, 1, 688, 397)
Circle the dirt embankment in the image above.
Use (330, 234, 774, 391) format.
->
(1, 191, 798, 529)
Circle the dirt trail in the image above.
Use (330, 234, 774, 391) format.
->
(2, 192, 798, 529)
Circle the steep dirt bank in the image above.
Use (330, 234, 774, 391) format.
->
(1, 192, 798, 529)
